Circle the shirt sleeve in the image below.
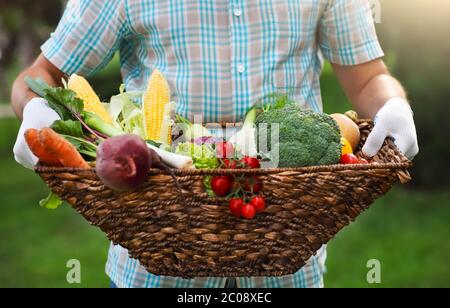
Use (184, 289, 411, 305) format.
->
(318, 0, 384, 65)
(41, 0, 129, 76)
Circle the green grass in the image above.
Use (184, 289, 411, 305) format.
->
(325, 189, 450, 288)
(0, 160, 109, 288)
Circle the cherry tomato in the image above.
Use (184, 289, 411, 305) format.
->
(211, 176, 232, 196)
(241, 204, 256, 220)
(250, 196, 266, 213)
(229, 198, 244, 217)
(215, 141, 235, 159)
(340, 153, 360, 165)
(222, 158, 238, 169)
(242, 176, 262, 193)
(241, 156, 261, 169)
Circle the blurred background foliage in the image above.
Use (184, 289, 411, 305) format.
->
(0, 0, 449, 288)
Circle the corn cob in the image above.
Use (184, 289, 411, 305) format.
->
(68, 74, 112, 124)
(143, 69, 172, 143)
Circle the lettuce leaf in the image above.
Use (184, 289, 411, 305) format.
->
(109, 90, 147, 139)
(39, 192, 63, 210)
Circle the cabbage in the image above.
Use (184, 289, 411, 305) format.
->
(108, 87, 147, 139)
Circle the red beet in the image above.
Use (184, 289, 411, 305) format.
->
(96, 135, 151, 192)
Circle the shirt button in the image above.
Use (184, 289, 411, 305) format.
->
(237, 63, 245, 73)
(233, 8, 242, 17)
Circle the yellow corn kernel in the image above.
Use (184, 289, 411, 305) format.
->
(68, 74, 112, 124)
(143, 69, 172, 143)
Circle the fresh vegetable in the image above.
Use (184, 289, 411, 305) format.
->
(38, 128, 90, 168)
(340, 153, 360, 165)
(341, 137, 353, 155)
(59, 134, 98, 159)
(147, 143, 193, 169)
(229, 94, 291, 158)
(203, 176, 215, 197)
(82, 111, 124, 137)
(175, 142, 219, 169)
(250, 196, 266, 213)
(340, 153, 369, 165)
(175, 142, 219, 196)
(67, 74, 113, 124)
(109, 89, 147, 138)
(176, 115, 212, 141)
(49, 120, 98, 159)
(24, 128, 62, 166)
(96, 134, 152, 191)
(143, 69, 172, 144)
(194, 136, 217, 146)
(211, 176, 232, 196)
(256, 103, 341, 168)
(241, 204, 256, 220)
(240, 156, 260, 169)
(215, 141, 235, 159)
(229, 198, 244, 217)
(344, 110, 359, 123)
(330, 113, 360, 150)
(221, 158, 238, 169)
(229, 107, 258, 157)
(39, 192, 63, 210)
(25, 77, 124, 140)
(241, 176, 262, 193)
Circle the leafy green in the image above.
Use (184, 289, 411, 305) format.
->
(257, 93, 293, 113)
(175, 115, 212, 140)
(109, 90, 147, 138)
(51, 118, 98, 159)
(175, 142, 219, 169)
(44, 87, 84, 120)
(51, 120, 84, 138)
(61, 135, 98, 158)
(25, 77, 112, 140)
(25, 77, 81, 120)
(82, 111, 124, 137)
(24, 77, 48, 98)
(39, 192, 63, 210)
(203, 175, 216, 197)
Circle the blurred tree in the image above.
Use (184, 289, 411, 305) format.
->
(0, 0, 63, 99)
(376, 0, 450, 188)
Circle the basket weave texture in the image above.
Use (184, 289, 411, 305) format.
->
(36, 120, 412, 278)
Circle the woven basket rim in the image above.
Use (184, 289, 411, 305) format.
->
(35, 160, 412, 175)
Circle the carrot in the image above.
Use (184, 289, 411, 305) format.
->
(24, 128, 62, 166)
(39, 127, 90, 168)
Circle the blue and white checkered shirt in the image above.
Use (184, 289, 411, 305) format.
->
(42, 0, 383, 288)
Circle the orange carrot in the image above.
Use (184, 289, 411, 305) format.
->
(39, 127, 90, 168)
(24, 128, 62, 166)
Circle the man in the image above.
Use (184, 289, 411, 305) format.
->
(12, 0, 418, 288)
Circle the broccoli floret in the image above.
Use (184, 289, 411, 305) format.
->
(255, 104, 341, 168)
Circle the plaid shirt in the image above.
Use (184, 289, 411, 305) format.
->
(42, 0, 383, 288)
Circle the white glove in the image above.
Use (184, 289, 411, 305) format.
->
(13, 98, 60, 169)
(362, 97, 419, 160)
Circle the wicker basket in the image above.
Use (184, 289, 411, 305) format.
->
(35, 119, 411, 278)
